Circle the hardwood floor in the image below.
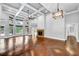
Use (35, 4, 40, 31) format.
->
(31, 36, 67, 56)
(1, 36, 79, 56)
(26, 36, 79, 56)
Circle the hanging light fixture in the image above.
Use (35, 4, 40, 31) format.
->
(27, 10, 35, 20)
(52, 3, 63, 19)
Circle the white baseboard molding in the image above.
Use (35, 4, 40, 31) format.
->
(44, 36, 66, 41)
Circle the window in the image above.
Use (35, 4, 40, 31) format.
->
(25, 26, 29, 34)
(0, 26, 5, 36)
(16, 19, 23, 25)
(16, 26, 23, 35)
(9, 25, 13, 35)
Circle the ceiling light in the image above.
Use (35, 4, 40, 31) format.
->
(52, 3, 63, 19)
(27, 10, 35, 20)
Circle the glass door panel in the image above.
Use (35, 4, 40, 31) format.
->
(0, 39, 5, 53)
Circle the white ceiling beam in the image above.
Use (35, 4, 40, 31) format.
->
(2, 3, 44, 19)
(2, 4, 28, 17)
(25, 4, 44, 16)
(65, 9, 79, 15)
(30, 7, 44, 17)
(41, 3, 51, 12)
(4, 10, 26, 19)
(15, 4, 25, 17)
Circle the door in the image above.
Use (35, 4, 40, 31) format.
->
(66, 24, 78, 42)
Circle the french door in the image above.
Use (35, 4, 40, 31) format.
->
(66, 24, 78, 42)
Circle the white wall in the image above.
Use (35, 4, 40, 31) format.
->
(32, 12, 79, 41)
(37, 15, 44, 29)
(65, 12, 79, 42)
(32, 14, 65, 40)
(65, 12, 79, 24)
(31, 15, 44, 29)
(45, 13, 65, 40)
(0, 12, 9, 26)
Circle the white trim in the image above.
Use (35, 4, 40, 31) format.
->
(65, 9, 79, 15)
(29, 7, 44, 17)
(25, 4, 44, 16)
(44, 36, 66, 41)
(2, 4, 28, 17)
(15, 4, 25, 17)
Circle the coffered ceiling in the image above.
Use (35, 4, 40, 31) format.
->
(1, 3, 79, 20)
(1, 3, 50, 20)
(41, 3, 79, 13)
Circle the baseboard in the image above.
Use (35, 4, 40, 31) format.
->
(44, 36, 66, 41)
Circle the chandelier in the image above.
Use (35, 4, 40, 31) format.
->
(52, 3, 63, 19)
(27, 10, 35, 20)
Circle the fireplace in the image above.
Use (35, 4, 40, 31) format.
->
(37, 29, 44, 36)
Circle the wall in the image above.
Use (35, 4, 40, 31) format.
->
(37, 15, 44, 29)
(65, 12, 79, 42)
(31, 15, 44, 29)
(65, 12, 79, 24)
(0, 5, 9, 26)
(31, 15, 45, 36)
(0, 12, 9, 26)
(45, 13, 65, 40)
(32, 12, 79, 41)
(32, 14, 65, 40)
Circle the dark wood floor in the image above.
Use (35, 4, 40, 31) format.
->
(1, 36, 79, 56)
(30, 36, 67, 56)
(21, 36, 79, 56)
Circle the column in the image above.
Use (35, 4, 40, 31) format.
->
(44, 14, 46, 33)
(13, 17, 16, 35)
(4, 13, 9, 37)
(0, 4, 2, 20)
(12, 17, 16, 55)
(0, 4, 2, 51)
(64, 12, 66, 40)
(4, 38, 9, 55)
(22, 19, 26, 53)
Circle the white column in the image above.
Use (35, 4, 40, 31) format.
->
(3, 13, 9, 37)
(0, 4, 2, 20)
(4, 16, 9, 37)
(64, 14, 66, 40)
(28, 20, 32, 34)
(23, 19, 26, 35)
(44, 14, 46, 33)
(75, 24, 78, 42)
(13, 17, 16, 36)
(0, 4, 2, 37)
(0, 4, 2, 52)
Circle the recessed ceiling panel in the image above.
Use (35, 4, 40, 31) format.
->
(41, 3, 57, 13)
(33, 13, 42, 17)
(41, 8, 50, 14)
(2, 6, 17, 15)
(3, 3, 21, 9)
(59, 3, 79, 13)
(22, 6, 35, 15)
(41, 3, 79, 13)
(28, 3, 43, 10)
(2, 6, 8, 11)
